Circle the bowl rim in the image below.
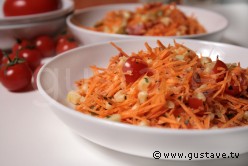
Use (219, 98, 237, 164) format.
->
(0, 0, 74, 25)
(37, 38, 248, 135)
(66, 3, 228, 39)
(0, 15, 66, 30)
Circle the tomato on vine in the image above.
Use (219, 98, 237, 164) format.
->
(1, 53, 15, 64)
(0, 55, 32, 92)
(18, 48, 42, 70)
(35, 35, 55, 57)
(56, 38, 78, 54)
(12, 39, 32, 54)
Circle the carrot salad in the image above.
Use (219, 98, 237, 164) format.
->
(67, 40, 248, 129)
(84, 3, 206, 36)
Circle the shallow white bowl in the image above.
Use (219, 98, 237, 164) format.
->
(37, 39, 248, 160)
(67, 4, 228, 45)
(0, 0, 74, 25)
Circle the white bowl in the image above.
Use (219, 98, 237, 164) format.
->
(37, 39, 248, 160)
(67, 4, 228, 45)
(0, 0, 74, 25)
(0, 17, 66, 50)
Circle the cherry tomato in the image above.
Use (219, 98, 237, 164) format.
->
(122, 56, 149, 84)
(188, 97, 204, 109)
(225, 83, 241, 96)
(56, 34, 74, 45)
(56, 40, 78, 54)
(173, 108, 184, 117)
(32, 64, 43, 90)
(35, 35, 55, 57)
(0, 62, 32, 91)
(18, 48, 42, 70)
(12, 39, 31, 54)
(3, 0, 61, 16)
(1, 53, 16, 64)
(212, 59, 228, 82)
(126, 24, 146, 35)
(224, 75, 247, 96)
(213, 59, 228, 73)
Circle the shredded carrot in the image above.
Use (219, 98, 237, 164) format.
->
(71, 40, 248, 130)
(75, 3, 206, 36)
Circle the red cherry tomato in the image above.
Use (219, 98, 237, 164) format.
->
(56, 40, 78, 54)
(122, 56, 149, 84)
(173, 108, 184, 117)
(213, 59, 228, 73)
(12, 39, 31, 54)
(56, 36, 68, 45)
(225, 83, 241, 96)
(32, 64, 43, 90)
(224, 75, 247, 96)
(56, 34, 74, 45)
(3, 0, 61, 16)
(188, 97, 204, 109)
(18, 48, 42, 70)
(212, 59, 228, 82)
(0, 63, 32, 91)
(126, 24, 146, 35)
(35, 35, 55, 57)
(1, 53, 16, 64)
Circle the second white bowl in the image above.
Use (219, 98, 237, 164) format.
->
(67, 4, 228, 45)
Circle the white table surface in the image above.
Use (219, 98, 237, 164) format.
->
(1, 79, 248, 166)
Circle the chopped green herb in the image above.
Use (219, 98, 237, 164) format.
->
(157, 10, 163, 17)
(144, 77, 149, 83)
(227, 113, 235, 119)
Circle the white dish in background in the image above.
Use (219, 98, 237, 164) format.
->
(67, 4, 228, 45)
(37, 39, 248, 160)
(0, 0, 74, 50)
(0, 0, 74, 25)
(0, 17, 66, 50)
